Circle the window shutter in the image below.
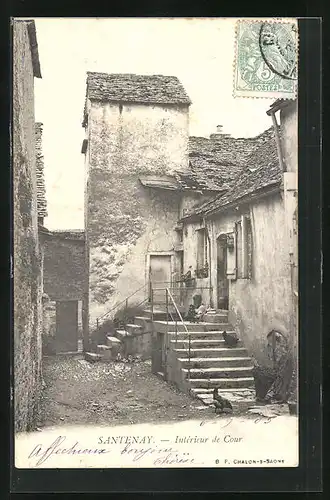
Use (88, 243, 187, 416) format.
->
(235, 221, 242, 278)
(247, 218, 253, 279)
(226, 231, 237, 280)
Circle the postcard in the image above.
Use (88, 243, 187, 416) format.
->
(13, 17, 299, 470)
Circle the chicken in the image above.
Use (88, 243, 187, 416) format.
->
(222, 330, 238, 347)
(212, 388, 233, 413)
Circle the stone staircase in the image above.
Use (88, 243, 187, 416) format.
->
(86, 306, 256, 407)
(163, 309, 255, 406)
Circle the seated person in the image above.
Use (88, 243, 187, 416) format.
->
(195, 303, 207, 322)
(186, 303, 207, 323)
(186, 304, 197, 323)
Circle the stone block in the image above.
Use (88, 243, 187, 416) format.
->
(97, 344, 113, 361)
(106, 336, 122, 347)
(85, 352, 102, 363)
(106, 336, 123, 357)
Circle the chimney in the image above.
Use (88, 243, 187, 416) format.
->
(210, 125, 231, 141)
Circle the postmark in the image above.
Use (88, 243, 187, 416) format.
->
(234, 19, 298, 99)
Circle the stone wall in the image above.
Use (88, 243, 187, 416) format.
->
(280, 100, 298, 403)
(85, 101, 189, 326)
(13, 21, 43, 432)
(42, 231, 85, 301)
(208, 194, 291, 366)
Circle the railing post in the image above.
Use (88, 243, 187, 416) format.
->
(96, 318, 99, 330)
(165, 288, 169, 323)
(188, 330, 191, 382)
(148, 279, 152, 303)
(165, 288, 169, 380)
(150, 287, 154, 323)
(175, 318, 177, 347)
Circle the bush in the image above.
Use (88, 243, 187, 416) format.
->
(91, 304, 147, 347)
(252, 364, 275, 401)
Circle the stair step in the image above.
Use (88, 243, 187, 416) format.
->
(171, 339, 243, 348)
(84, 352, 102, 362)
(154, 321, 232, 333)
(203, 313, 228, 323)
(182, 366, 253, 378)
(114, 330, 130, 341)
(134, 316, 151, 322)
(188, 377, 255, 389)
(168, 329, 234, 335)
(178, 357, 253, 368)
(125, 323, 142, 335)
(174, 347, 248, 357)
(198, 395, 256, 406)
(190, 387, 255, 395)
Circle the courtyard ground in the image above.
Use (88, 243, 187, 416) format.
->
(39, 354, 291, 429)
(39, 354, 215, 428)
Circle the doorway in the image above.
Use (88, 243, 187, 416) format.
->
(55, 300, 78, 353)
(174, 250, 184, 306)
(217, 235, 229, 310)
(148, 254, 172, 305)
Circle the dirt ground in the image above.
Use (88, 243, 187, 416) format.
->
(39, 354, 217, 428)
(39, 354, 291, 429)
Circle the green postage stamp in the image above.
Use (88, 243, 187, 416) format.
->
(234, 19, 298, 99)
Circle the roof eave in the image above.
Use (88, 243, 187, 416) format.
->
(87, 96, 191, 107)
(266, 99, 294, 116)
(179, 213, 203, 223)
(204, 182, 282, 218)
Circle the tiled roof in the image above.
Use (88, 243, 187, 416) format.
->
(181, 127, 281, 218)
(40, 229, 85, 241)
(50, 230, 85, 241)
(35, 123, 47, 219)
(139, 175, 181, 190)
(83, 72, 191, 124)
(175, 127, 276, 193)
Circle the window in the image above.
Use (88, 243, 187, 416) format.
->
(196, 228, 206, 271)
(236, 215, 253, 279)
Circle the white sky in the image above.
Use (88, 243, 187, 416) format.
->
(33, 18, 274, 229)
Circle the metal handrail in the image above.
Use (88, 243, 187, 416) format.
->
(95, 282, 148, 326)
(155, 286, 213, 290)
(166, 287, 191, 381)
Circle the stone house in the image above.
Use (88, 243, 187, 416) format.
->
(181, 99, 298, 373)
(81, 71, 297, 400)
(13, 19, 44, 431)
(81, 73, 272, 333)
(81, 72, 193, 337)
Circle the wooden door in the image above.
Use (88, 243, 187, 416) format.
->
(217, 236, 229, 310)
(149, 254, 172, 305)
(55, 300, 78, 353)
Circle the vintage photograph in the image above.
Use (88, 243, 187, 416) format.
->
(13, 17, 299, 468)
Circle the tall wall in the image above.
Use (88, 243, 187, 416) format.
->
(207, 194, 290, 366)
(42, 232, 85, 301)
(280, 100, 298, 401)
(280, 101, 298, 175)
(85, 101, 189, 325)
(13, 22, 43, 432)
